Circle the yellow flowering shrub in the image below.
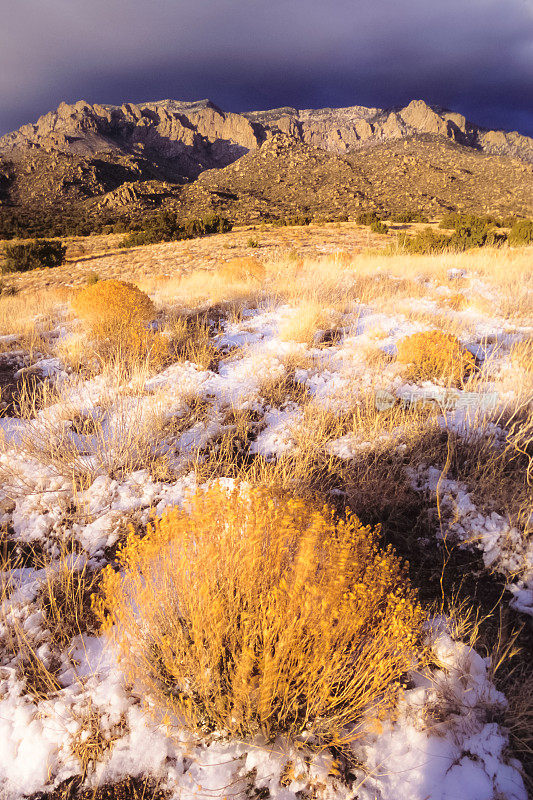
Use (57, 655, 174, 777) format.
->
(72, 279, 155, 339)
(98, 485, 425, 746)
(397, 330, 475, 382)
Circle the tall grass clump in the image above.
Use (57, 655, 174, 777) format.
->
(511, 339, 533, 374)
(98, 485, 425, 747)
(219, 256, 266, 282)
(396, 330, 475, 383)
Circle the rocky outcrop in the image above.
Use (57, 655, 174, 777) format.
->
(173, 132, 533, 223)
(243, 98, 533, 162)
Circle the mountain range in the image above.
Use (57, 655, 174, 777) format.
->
(1, 97, 532, 234)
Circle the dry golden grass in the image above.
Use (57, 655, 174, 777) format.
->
(437, 292, 468, 311)
(396, 330, 476, 383)
(0, 286, 74, 360)
(98, 485, 425, 746)
(164, 315, 219, 370)
(257, 369, 310, 407)
(219, 256, 266, 281)
(394, 306, 474, 337)
(0, 593, 62, 701)
(503, 668, 533, 793)
(511, 338, 533, 374)
(70, 701, 125, 780)
(279, 302, 343, 345)
(0, 286, 73, 335)
(448, 408, 533, 536)
(145, 269, 265, 315)
(194, 394, 445, 528)
(1, 375, 175, 488)
(40, 558, 101, 651)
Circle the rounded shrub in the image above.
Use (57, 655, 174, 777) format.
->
(356, 211, 380, 226)
(399, 227, 450, 254)
(370, 219, 388, 235)
(98, 485, 425, 746)
(396, 330, 475, 382)
(71, 279, 155, 338)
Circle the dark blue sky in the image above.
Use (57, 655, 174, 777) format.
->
(1, 0, 532, 137)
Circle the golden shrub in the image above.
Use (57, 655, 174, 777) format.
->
(219, 256, 266, 282)
(99, 485, 425, 746)
(71, 279, 155, 338)
(396, 330, 475, 382)
(70, 279, 166, 370)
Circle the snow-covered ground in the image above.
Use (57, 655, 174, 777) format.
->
(0, 260, 531, 799)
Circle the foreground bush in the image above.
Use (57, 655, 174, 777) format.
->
(399, 227, 450, 254)
(443, 214, 506, 250)
(388, 210, 429, 224)
(272, 214, 311, 227)
(401, 217, 506, 253)
(70, 279, 168, 370)
(99, 485, 425, 745)
(397, 330, 475, 382)
(3, 239, 66, 273)
(356, 210, 380, 226)
(370, 219, 388, 234)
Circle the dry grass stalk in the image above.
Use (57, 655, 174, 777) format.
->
(257, 369, 310, 407)
(447, 408, 533, 536)
(164, 315, 219, 370)
(511, 338, 533, 374)
(40, 556, 101, 651)
(219, 256, 266, 281)
(70, 700, 125, 779)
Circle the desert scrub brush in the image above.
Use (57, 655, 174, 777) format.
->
(396, 330, 475, 383)
(98, 484, 426, 747)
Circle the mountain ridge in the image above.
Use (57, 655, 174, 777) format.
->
(2, 97, 533, 166)
(0, 97, 532, 235)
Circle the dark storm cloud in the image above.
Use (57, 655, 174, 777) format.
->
(1, 0, 532, 135)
